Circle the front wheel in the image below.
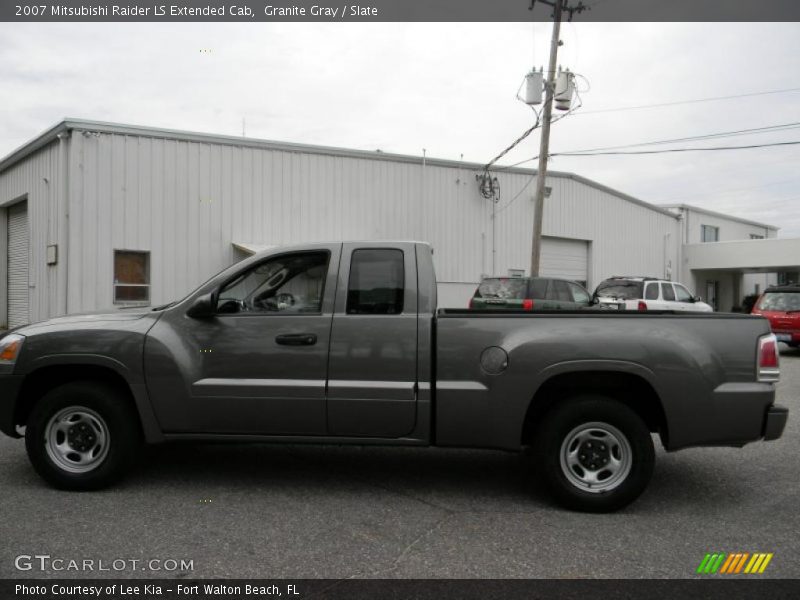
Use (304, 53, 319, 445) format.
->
(532, 396, 655, 512)
(25, 381, 141, 490)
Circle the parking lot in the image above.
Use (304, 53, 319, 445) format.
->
(1, 346, 798, 580)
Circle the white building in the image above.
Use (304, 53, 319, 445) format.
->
(0, 119, 797, 329)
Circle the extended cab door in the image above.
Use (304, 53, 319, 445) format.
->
(326, 243, 418, 437)
(143, 245, 340, 435)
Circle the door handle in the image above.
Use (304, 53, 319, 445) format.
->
(275, 333, 317, 346)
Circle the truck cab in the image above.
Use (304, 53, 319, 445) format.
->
(144, 241, 435, 441)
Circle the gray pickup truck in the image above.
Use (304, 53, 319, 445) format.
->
(0, 241, 789, 512)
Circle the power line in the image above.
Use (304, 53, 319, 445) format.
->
(656, 176, 800, 203)
(573, 86, 800, 116)
(495, 126, 800, 168)
(494, 165, 539, 216)
(558, 122, 800, 154)
(483, 113, 540, 172)
(553, 140, 800, 157)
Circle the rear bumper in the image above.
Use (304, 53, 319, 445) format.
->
(772, 331, 800, 344)
(668, 382, 782, 450)
(0, 374, 23, 438)
(763, 404, 788, 441)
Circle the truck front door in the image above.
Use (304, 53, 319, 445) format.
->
(326, 243, 419, 438)
(144, 245, 340, 435)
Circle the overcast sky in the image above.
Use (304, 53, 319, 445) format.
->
(1, 22, 799, 236)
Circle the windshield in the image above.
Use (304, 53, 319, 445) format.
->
(595, 280, 644, 300)
(476, 278, 528, 299)
(757, 292, 800, 312)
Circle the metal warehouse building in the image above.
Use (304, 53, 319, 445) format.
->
(0, 119, 791, 329)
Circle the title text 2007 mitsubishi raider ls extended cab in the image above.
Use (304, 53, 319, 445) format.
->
(0, 241, 789, 511)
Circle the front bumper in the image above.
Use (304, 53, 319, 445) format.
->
(764, 404, 789, 441)
(0, 374, 24, 438)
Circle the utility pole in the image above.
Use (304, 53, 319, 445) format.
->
(529, 0, 585, 276)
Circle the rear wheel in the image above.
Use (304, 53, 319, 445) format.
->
(533, 395, 655, 512)
(25, 381, 141, 490)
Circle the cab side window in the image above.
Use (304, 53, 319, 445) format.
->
(217, 252, 329, 314)
(661, 282, 676, 301)
(553, 280, 572, 302)
(347, 249, 405, 315)
(529, 278, 549, 299)
(568, 282, 590, 304)
(674, 284, 693, 302)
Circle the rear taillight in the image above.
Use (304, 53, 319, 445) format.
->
(522, 299, 534, 311)
(637, 301, 648, 311)
(757, 334, 780, 382)
(468, 298, 474, 309)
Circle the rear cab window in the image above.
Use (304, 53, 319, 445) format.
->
(347, 249, 404, 314)
(661, 283, 676, 301)
(645, 283, 659, 300)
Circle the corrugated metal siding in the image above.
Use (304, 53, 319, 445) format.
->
(7, 202, 29, 327)
(685, 209, 775, 243)
(45, 128, 680, 313)
(493, 174, 682, 289)
(0, 140, 61, 326)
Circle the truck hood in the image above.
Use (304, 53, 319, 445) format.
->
(10, 310, 151, 335)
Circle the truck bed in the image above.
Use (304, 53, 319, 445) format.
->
(434, 310, 773, 452)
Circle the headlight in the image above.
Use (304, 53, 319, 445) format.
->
(0, 334, 25, 364)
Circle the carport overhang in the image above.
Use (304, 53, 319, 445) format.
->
(232, 242, 276, 255)
(685, 238, 800, 273)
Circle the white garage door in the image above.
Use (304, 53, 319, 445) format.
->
(540, 236, 588, 285)
(7, 202, 29, 328)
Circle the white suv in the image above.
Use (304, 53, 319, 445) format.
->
(593, 277, 713, 312)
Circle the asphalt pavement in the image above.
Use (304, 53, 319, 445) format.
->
(1, 346, 798, 579)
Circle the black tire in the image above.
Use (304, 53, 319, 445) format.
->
(25, 381, 141, 490)
(532, 395, 655, 512)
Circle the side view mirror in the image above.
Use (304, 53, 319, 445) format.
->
(692, 296, 702, 303)
(186, 292, 217, 318)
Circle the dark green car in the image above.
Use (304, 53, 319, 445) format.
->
(469, 277, 593, 311)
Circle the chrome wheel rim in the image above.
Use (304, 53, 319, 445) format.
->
(44, 406, 110, 473)
(559, 421, 632, 493)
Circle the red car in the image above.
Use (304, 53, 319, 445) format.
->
(751, 285, 800, 348)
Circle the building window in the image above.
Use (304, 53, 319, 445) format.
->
(750, 234, 765, 240)
(114, 250, 150, 304)
(347, 249, 404, 314)
(701, 225, 719, 243)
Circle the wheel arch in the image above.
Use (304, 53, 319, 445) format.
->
(521, 364, 669, 449)
(14, 357, 163, 443)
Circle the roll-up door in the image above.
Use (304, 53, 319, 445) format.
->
(7, 202, 29, 328)
(540, 236, 589, 286)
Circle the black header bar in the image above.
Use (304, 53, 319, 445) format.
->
(4, 0, 800, 22)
